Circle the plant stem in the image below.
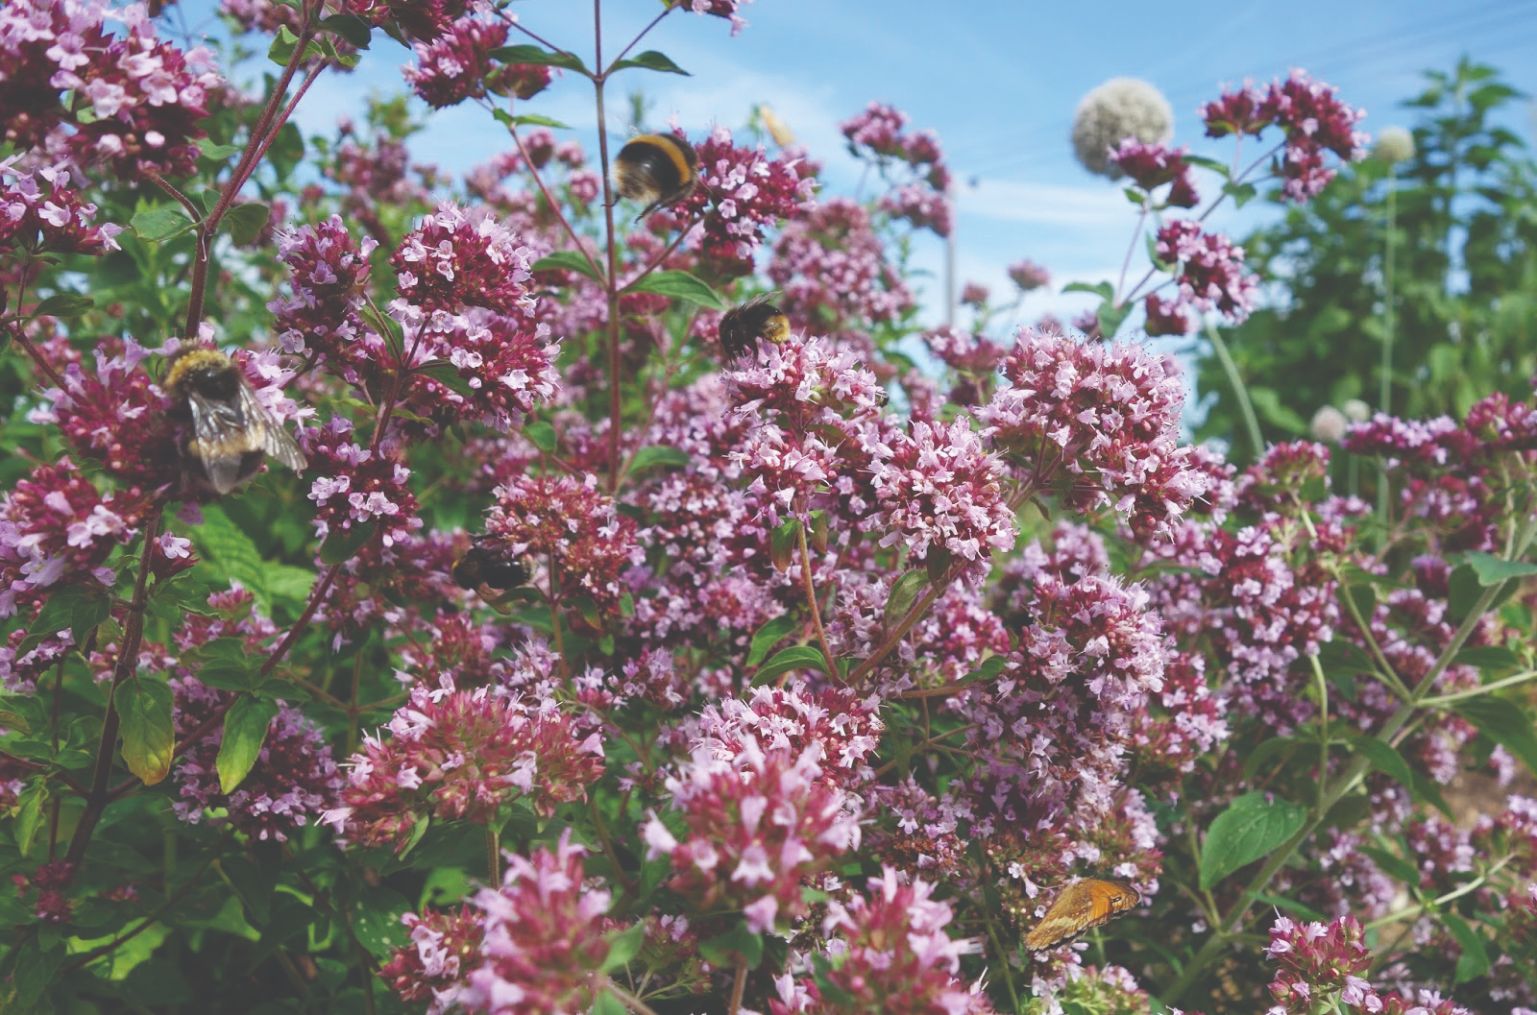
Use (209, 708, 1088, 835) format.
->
(727, 958, 748, 1015)
(1205, 319, 1263, 459)
(486, 822, 502, 884)
(845, 581, 945, 684)
(590, 0, 626, 492)
(795, 521, 838, 679)
(185, 2, 320, 335)
(602, 978, 663, 1015)
(65, 508, 162, 872)
(1376, 174, 1397, 529)
(1421, 669, 1537, 707)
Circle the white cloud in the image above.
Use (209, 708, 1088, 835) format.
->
(957, 178, 1130, 228)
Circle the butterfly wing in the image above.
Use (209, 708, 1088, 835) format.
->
(1024, 878, 1140, 951)
(238, 380, 307, 473)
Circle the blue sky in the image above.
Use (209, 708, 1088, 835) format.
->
(178, 0, 1537, 326)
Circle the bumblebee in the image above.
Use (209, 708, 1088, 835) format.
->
(718, 295, 790, 360)
(452, 536, 529, 594)
(164, 348, 307, 495)
(613, 133, 699, 219)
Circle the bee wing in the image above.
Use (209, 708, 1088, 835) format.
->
(238, 379, 307, 473)
(185, 389, 259, 495)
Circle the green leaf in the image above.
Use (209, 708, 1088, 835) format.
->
(1317, 638, 1378, 676)
(1250, 892, 1325, 921)
(1097, 299, 1132, 338)
(698, 922, 764, 968)
(600, 923, 645, 973)
(884, 571, 928, 624)
(118, 680, 175, 786)
(1247, 387, 1309, 434)
(1452, 645, 1520, 672)
(197, 138, 244, 161)
(131, 203, 195, 242)
(194, 505, 267, 594)
(753, 645, 828, 686)
(1184, 153, 1230, 176)
(23, 583, 111, 653)
(216, 698, 278, 795)
(319, 13, 373, 48)
(1442, 913, 1490, 983)
(963, 655, 1007, 683)
(591, 992, 629, 1015)
(769, 517, 801, 571)
(350, 886, 412, 959)
(263, 564, 315, 609)
(267, 24, 322, 66)
(224, 201, 270, 245)
(1349, 736, 1415, 793)
(33, 293, 95, 319)
(14, 782, 47, 855)
(1360, 844, 1418, 885)
(611, 50, 689, 75)
(418, 360, 477, 398)
(189, 637, 261, 692)
(504, 112, 572, 130)
(1199, 791, 1307, 889)
(532, 250, 603, 283)
(1461, 551, 1537, 586)
(627, 445, 691, 474)
(1223, 180, 1258, 207)
(1062, 281, 1113, 299)
(625, 270, 726, 311)
(1454, 697, 1537, 776)
(1241, 735, 1298, 781)
(524, 420, 558, 453)
(487, 43, 590, 75)
(1447, 563, 1482, 623)
(747, 614, 798, 667)
(319, 519, 378, 566)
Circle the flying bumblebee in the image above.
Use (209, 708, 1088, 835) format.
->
(452, 535, 529, 596)
(613, 133, 699, 220)
(164, 347, 307, 495)
(718, 294, 790, 360)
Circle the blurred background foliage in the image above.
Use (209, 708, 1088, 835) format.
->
(1196, 59, 1537, 456)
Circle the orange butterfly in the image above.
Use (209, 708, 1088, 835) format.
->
(1023, 877, 1140, 951)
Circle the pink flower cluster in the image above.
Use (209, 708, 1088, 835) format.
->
(484, 474, 637, 614)
(325, 685, 604, 851)
(769, 198, 914, 327)
(1110, 140, 1199, 208)
(880, 181, 952, 237)
(858, 416, 1015, 582)
(840, 102, 951, 190)
(391, 203, 535, 316)
(643, 731, 860, 934)
(1007, 259, 1051, 292)
(35, 338, 179, 488)
(1264, 915, 1470, 1014)
(0, 459, 140, 619)
(1202, 70, 1367, 201)
(979, 329, 1209, 533)
(0, 0, 221, 178)
(662, 126, 814, 278)
(384, 834, 617, 1013)
(1148, 219, 1258, 333)
(403, 12, 550, 109)
(269, 214, 379, 373)
(0, 160, 121, 256)
(170, 677, 343, 842)
(303, 418, 420, 553)
(772, 868, 991, 1014)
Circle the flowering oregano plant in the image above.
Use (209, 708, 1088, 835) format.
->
(0, 2, 1533, 1013)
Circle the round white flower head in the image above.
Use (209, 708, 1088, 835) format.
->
(1071, 77, 1174, 177)
(1341, 398, 1370, 423)
(1310, 405, 1349, 444)
(1374, 126, 1415, 164)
